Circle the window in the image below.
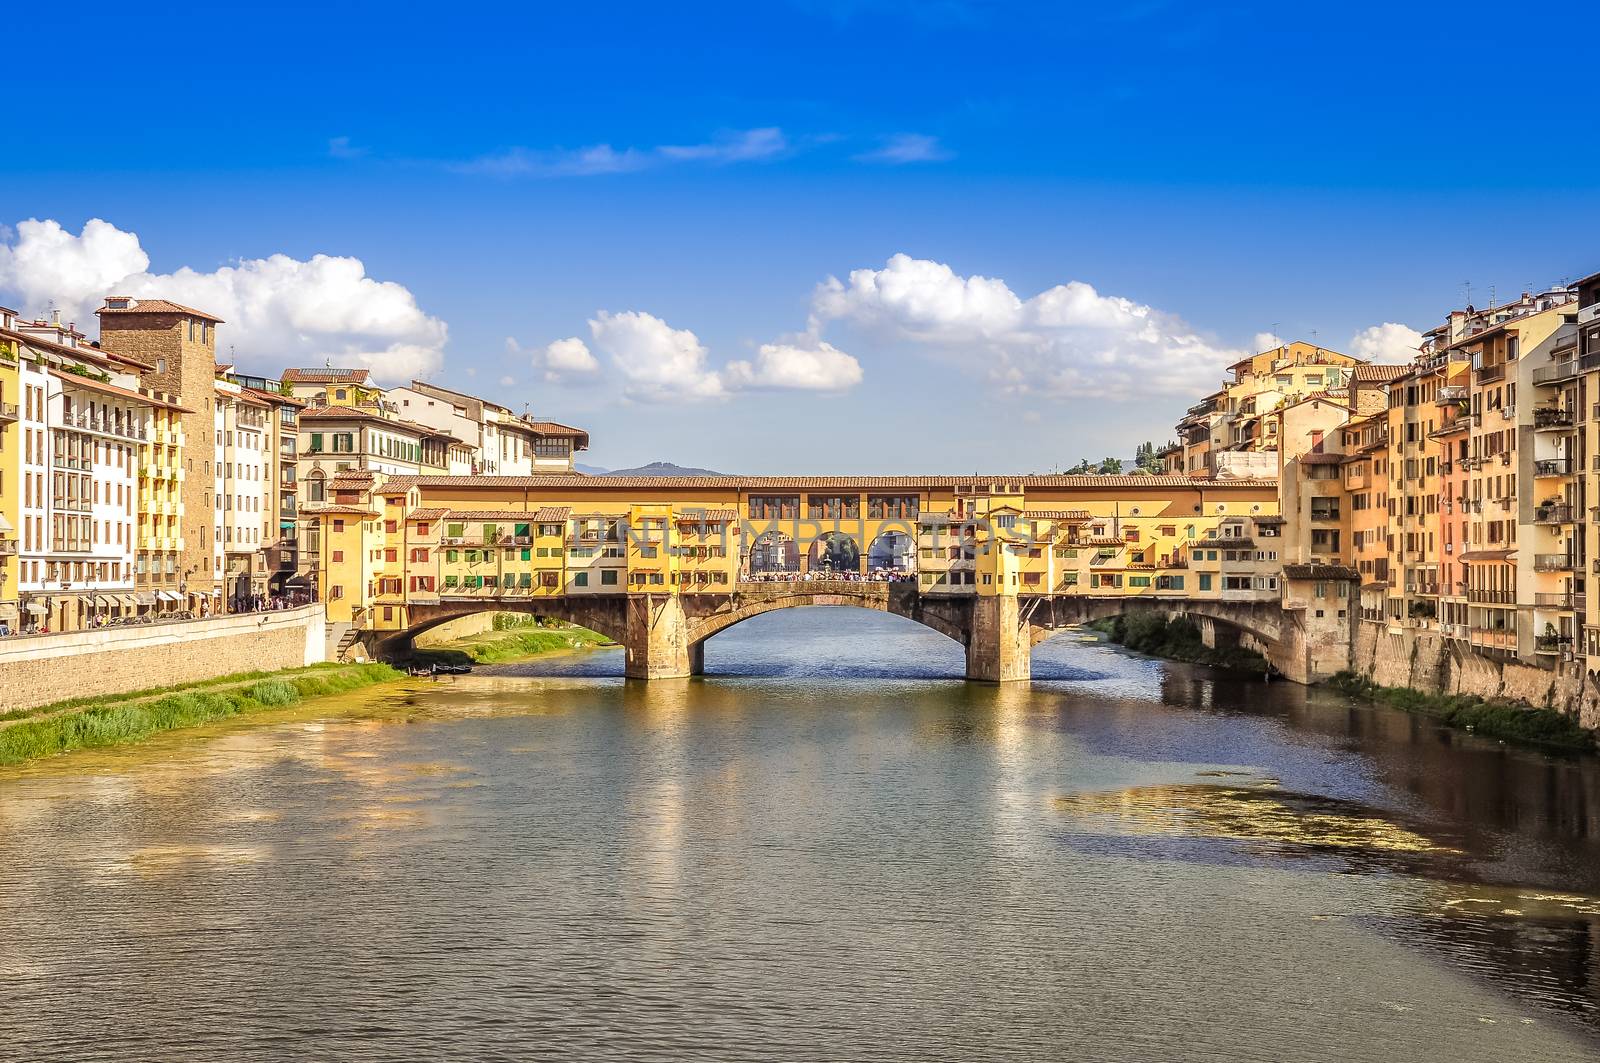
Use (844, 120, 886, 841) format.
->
(331, 550, 344, 562)
(573, 572, 589, 587)
(1199, 574, 1213, 591)
(601, 569, 619, 586)
(1310, 498, 1340, 520)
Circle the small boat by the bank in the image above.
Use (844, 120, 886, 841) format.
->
(406, 662, 474, 677)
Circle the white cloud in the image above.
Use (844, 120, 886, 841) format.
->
(1349, 322, 1424, 363)
(811, 253, 1241, 399)
(0, 218, 447, 383)
(724, 339, 863, 391)
(572, 311, 863, 401)
(499, 375, 516, 388)
(588, 310, 726, 401)
(855, 133, 952, 164)
(507, 334, 603, 383)
(454, 127, 787, 178)
(1252, 331, 1281, 353)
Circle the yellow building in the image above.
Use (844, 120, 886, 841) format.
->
(135, 394, 189, 611)
(0, 309, 19, 628)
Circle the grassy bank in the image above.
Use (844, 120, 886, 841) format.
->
(1089, 614, 1271, 672)
(412, 618, 613, 667)
(0, 662, 403, 766)
(1327, 672, 1595, 754)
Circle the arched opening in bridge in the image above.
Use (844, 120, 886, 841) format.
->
(700, 606, 964, 680)
(809, 532, 861, 576)
(866, 530, 915, 578)
(748, 531, 800, 577)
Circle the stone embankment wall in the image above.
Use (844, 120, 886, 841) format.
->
(0, 605, 326, 712)
(1352, 622, 1600, 731)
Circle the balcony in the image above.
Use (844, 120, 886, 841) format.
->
(1475, 363, 1505, 384)
(1435, 385, 1468, 405)
(1470, 628, 1517, 652)
(0, 537, 16, 555)
(1532, 359, 1579, 386)
(1534, 592, 1578, 610)
(1533, 406, 1575, 430)
(1533, 458, 1573, 477)
(1466, 588, 1515, 605)
(1535, 554, 1576, 572)
(1534, 634, 1572, 655)
(1580, 302, 1600, 326)
(1534, 504, 1575, 525)
(0, 401, 16, 423)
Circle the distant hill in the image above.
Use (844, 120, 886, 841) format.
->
(574, 463, 611, 475)
(602, 461, 727, 477)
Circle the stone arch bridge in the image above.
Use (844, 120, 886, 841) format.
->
(379, 581, 1325, 682)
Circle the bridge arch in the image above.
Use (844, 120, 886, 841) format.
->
(686, 584, 968, 647)
(808, 531, 862, 576)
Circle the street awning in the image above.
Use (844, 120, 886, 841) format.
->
(116, 594, 138, 608)
(158, 591, 182, 603)
(24, 602, 47, 615)
(136, 592, 158, 606)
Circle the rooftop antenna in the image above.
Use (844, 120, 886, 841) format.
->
(1488, 284, 1497, 308)
(1463, 281, 1472, 308)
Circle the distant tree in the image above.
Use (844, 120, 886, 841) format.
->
(1066, 458, 1094, 474)
(1134, 440, 1163, 474)
(1097, 457, 1123, 475)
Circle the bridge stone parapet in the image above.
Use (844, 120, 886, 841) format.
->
(375, 586, 1343, 684)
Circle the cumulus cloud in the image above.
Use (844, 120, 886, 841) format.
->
(508, 334, 602, 383)
(1349, 322, 1424, 363)
(1252, 331, 1281, 353)
(0, 218, 447, 383)
(724, 339, 863, 391)
(454, 127, 788, 178)
(328, 135, 368, 159)
(855, 133, 952, 164)
(811, 253, 1241, 399)
(545, 311, 864, 401)
(589, 310, 727, 401)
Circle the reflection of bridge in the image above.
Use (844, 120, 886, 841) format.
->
(381, 580, 1308, 681)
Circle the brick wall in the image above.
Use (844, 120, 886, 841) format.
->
(0, 605, 326, 712)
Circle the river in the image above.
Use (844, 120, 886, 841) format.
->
(2, 608, 1599, 1061)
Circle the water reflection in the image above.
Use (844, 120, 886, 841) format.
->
(1, 607, 1599, 1061)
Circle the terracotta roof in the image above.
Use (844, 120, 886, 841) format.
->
(533, 506, 571, 522)
(48, 369, 188, 411)
(441, 510, 567, 522)
(97, 297, 224, 323)
(525, 420, 590, 445)
(1081, 536, 1126, 546)
(238, 384, 305, 408)
(1252, 514, 1287, 524)
(1282, 564, 1360, 580)
(379, 473, 1280, 492)
(1353, 364, 1412, 383)
(674, 509, 738, 523)
(299, 503, 378, 516)
(283, 367, 371, 384)
(1459, 549, 1517, 562)
(1027, 509, 1091, 521)
(1296, 452, 1346, 465)
(299, 404, 456, 438)
(405, 508, 450, 521)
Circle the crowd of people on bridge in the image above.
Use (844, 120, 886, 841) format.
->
(742, 568, 916, 584)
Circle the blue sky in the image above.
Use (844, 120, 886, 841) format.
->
(2, 0, 1595, 472)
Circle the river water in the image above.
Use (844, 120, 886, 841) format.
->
(3, 609, 1600, 1062)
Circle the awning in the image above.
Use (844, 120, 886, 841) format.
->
(24, 602, 47, 615)
(284, 574, 310, 586)
(117, 594, 139, 608)
(84, 595, 105, 608)
(158, 591, 182, 602)
(136, 592, 158, 606)
(0, 513, 12, 535)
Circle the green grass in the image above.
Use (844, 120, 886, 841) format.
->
(0, 663, 403, 766)
(1327, 671, 1596, 754)
(1093, 613, 1270, 672)
(413, 624, 613, 667)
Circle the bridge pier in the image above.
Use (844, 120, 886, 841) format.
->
(965, 595, 1030, 682)
(623, 594, 703, 680)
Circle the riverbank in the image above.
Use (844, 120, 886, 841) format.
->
(1089, 614, 1271, 672)
(1327, 671, 1596, 754)
(412, 619, 614, 667)
(0, 662, 403, 766)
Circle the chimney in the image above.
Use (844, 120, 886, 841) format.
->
(50, 308, 61, 325)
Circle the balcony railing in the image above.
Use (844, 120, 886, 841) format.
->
(1534, 504, 1576, 525)
(1534, 592, 1577, 609)
(1532, 359, 1579, 386)
(1435, 385, 1468, 405)
(0, 401, 16, 423)
(1534, 634, 1572, 653)
(1534, 458, 1573, 477)
(1534, 554, 1576, 572)
(1466, 589, 1515, 605)
(1533, 406, 1575, 429)
(1475, 363, 1505, 384)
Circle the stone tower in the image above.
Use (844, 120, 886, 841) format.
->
(96, 297, 221, 608)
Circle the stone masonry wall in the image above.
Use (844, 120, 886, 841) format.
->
(0, 605, 326, 712)
(1354, 620, 1600, 732)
